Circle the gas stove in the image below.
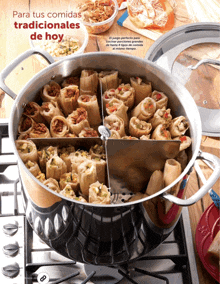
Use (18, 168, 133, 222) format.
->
(0, 120, 200, 284)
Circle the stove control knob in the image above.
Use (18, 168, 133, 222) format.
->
(2, 263, 20, 278)
(3, 223, 18, 236)
(3, 243, 19, 257)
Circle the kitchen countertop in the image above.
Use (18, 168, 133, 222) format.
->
(0, 1, 219, 283)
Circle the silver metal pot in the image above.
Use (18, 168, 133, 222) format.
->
(0, 49, 220, 265)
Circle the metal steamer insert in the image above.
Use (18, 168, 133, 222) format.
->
(145, 22, 220, 137)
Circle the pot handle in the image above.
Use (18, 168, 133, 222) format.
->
(162, 150, 220, 206)
(0, 47, 55, 100)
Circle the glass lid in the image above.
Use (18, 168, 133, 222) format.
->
(145, 23, 220, 137)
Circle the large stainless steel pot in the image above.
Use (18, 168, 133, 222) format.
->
(0, 48, 220, 266)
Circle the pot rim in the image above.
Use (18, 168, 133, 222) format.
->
(9, 52, 202, 208)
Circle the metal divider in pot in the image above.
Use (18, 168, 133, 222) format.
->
(0, 49, 220, 266)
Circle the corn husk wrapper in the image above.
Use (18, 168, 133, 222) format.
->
(91, 157, 106, 185)
(62, 76, 80, 88)
(60, 184, 76, 199)
(151, 90, 168, 110)
(66, 108, 90, 135)
(36, 172, 46, 183)
(18, 115, 35, 135)
(80, 70, 98, 95)
(99, 70, 119, 93)
(173, 136, 192, 152)
(59, 146, 75, 172)
(106, 98, 129, 127)
(131, 97, 156, 121)
(115, 83, 135, 109)
(43, 178, 60, 193)
(15, 140, 38, 163)
(38, 146, 58, 173)
(145, 170, 164, 200)
(169, 116, 189, 138)
(59, 172, 79, 192)
(104, 114, 126, 137)
(78, 161, 98, 196)
(25, 160, 41, 177)
(151, 124, 171, 140)
(23, 102, 44, 123)
(102, 89, 117, 111)
(163, 159, 182, 214)
(149, 107, 172, 129)
(140, 134, 151, 140)
(71, 150, 91, 173)
(78, 127, 99, 138)
(109, 129, 121, 139)
(89, 181, 110, 204)
(50, 116, 69, 138)
(59, 85, 79, 116)
(129, 116, 152, 138)
(29, 123, 51, 138)
(130, 77, 152, 106)
(40, 102, 64, 124)
(122, 136, 139, 140)
(77, 95, 101, 126)
(46, 156, 67, 180)
(41, 81, 61, 103)
(89, 144, 106, 160)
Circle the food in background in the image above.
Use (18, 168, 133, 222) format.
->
(127, 0, 174, 31)
(38, 35, 80, 57)
(78, 0, 115, 23)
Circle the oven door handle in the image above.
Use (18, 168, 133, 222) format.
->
(0, 47, 55, 100)
(162, 150, 220, 206)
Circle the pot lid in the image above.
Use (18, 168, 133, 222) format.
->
(145, 23, 220, 137)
